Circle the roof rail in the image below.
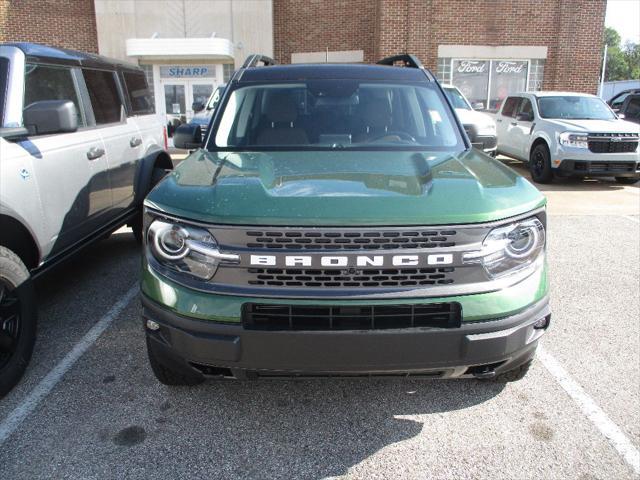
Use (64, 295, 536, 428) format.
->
(377, 54, 424, 69)
(242, 54, 278, 68)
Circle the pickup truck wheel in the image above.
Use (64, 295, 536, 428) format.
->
(0, 247, 37, 398)
(615, 177, 639, 185)
(529, 144, 554, 184)
(146, 336, 204, 386)
(131, 167, 170, 244)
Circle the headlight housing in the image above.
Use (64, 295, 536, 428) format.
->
(559, 131, 588, 149)
(463, 217, 545, 279)
(146, 218, 239, 280)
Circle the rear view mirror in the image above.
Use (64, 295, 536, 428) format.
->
(192, 101, 205, 113)
(23, 100, 78, 135)
(173, 123, 202, 150)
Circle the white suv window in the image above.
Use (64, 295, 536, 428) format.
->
(83, 69, 124, 125)
(24, 63, 85, 127)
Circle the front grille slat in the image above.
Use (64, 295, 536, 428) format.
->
(243, 302, 462, 331)
(587, 133, 639, 154)
(246, 268, 456, 288)
(244, 229, 457, 250)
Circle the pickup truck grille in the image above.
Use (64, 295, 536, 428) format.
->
(588, 133, 639, 154)
(245, 229, 456, 250)
(242, 302, 462, 330)
(246, 267, 455, 288)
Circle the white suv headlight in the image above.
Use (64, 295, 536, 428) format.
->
(147, 219, 239, 280)
(463, 217, 545, 279)
(559, 131, 588, 148)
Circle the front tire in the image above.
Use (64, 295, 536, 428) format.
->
(615, 177, 639, 185)
(529, 144, 554, 184)
(0, 246, 37, 398)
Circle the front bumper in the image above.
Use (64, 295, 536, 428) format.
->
(556, 159, 640, 177)
(142, 293, 550, 379)
(471, 135, 498, 153)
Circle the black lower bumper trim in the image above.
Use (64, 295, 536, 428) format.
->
(558, 159, 640, 177)
(142, 294, 550, 379)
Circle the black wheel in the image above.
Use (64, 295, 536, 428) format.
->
(131, 167, 170, 244)
(615, 177, 639, 185)
(529, 144, 554, 184)
(146, 336, 203, 386)
(0, 246, 37, 398)
(491, 359, 533, 383)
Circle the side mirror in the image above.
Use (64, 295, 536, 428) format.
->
(192, 101, 205, 113)
(472, 102, 485, 110)
(516, 112, 533, 122)
(23, 100, 78, 135)
(173, 123, 202, 149)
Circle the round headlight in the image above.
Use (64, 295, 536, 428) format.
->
(506, 224, 539, 259)
(154, 224, 189, 260)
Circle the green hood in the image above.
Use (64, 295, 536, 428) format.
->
(146, 149, 545, 225)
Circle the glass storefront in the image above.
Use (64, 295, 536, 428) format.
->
(439, 58, 545, 111)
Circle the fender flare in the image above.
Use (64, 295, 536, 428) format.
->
(133, 146, 173, 206)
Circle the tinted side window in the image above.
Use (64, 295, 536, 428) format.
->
(83, 69, 123, 124)
(625, 96, 640, 120)
(24, 63, 84, 127)
(122, 71, 154, 114)
(610, 92, 629, 109)
(501, 96, 520, 117)
(518, 98, 533, 118)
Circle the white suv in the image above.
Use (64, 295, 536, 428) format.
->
(0, 43, 172, 396)
(494, 91, 640, 183)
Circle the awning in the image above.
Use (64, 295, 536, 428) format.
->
(126, 37, 234, 62)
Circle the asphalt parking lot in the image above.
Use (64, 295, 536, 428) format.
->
(0, 156, 638, 480)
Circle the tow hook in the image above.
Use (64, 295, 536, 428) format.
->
(471, 368, 497, 379)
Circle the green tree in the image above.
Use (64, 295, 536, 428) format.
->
(603, 27, 638, 81)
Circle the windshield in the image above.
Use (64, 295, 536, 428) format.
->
(537, 96, 616, 120)
(444, 87, 471, 110)
(212, 80, 464, 150)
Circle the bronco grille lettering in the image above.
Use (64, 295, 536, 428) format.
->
(248, 254, 453, 267)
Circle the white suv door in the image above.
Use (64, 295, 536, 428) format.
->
(82, 68, 140, 212)
(496, 96, 522, 157)
(19, 63, 112, 257)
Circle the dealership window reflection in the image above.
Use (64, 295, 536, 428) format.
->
(450, 59, 530, 111)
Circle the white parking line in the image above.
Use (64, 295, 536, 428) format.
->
(538, 345, 640, 475)
(0, 285, 138, 446)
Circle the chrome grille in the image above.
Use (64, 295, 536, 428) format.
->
(244, 229, 457, 250)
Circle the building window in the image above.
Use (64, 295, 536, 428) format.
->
(442, 58, 543, 111)
(223, 63, 234, 83)
(436, 57, 451, 83)
(528, 59, 545, 91)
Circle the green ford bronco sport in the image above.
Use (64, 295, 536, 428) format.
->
(141, 54, 550, 385)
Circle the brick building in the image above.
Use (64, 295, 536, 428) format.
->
(1, 0, 607, 113)
(0, 0, 98, 53)
(274, 0, 607, 105)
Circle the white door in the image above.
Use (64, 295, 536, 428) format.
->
(496, 96, 522, 157)
(511, 97, 535, 160)
(163, 81, 187, 130)
(20, 63, 112, 257)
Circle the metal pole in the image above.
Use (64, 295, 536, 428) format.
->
(599, 44, 607, 98)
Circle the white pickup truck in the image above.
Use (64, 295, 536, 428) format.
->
(494, 91, 640, 184)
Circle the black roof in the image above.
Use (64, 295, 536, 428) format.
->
(1, 42, 141, 71)
(237, 63, 432, 83)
